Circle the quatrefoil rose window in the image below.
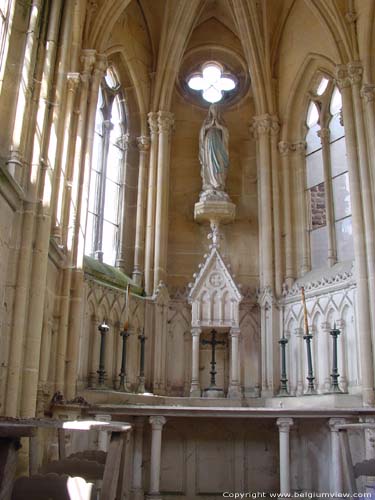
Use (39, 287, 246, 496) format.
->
(187, 62, 237, 103)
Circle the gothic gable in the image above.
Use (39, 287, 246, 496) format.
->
(188, 247, 242, 328)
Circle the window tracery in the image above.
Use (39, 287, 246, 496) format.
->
(187, 62, 236, 103)
(305, 76, 354, 269)
(85, 68, 127, 266)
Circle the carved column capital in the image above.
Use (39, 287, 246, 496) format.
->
(157, 111, 174, 134)
(277, 417, 294, 432)
(270, 116, 280, 137)
(230, 327, 241, 338)
(102, 119, 114, 132)
(148, 112, 158, 135)
(294, 327, 304, 338)
(81, 49, 97, 74)
(137, 136, 150, 152)
(320, 321, 332, 332)
(328, 417, 346, 432)
(361, 84, 375, 102)
(335, 65, 351, 90)
(116, 133, 130, 151)
(67, 72, 81, 92)
(149, 416, 166, 430)
(92, 53, 107, 82)
(348, 61, 363, 86)
(335, 319, 345, 330)
(278, 141, 291, 156)
(291, 140, 307, 156)
(251, 114, 273, 138)
(317, 127, 330, 144)
(191, 327, 201, 338)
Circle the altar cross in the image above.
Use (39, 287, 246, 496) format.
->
(201, 329, 226, 388)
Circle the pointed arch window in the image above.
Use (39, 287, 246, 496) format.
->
(85, 68, 126, 266)
(305, 76, 354, 269)
(0, 0, 12, 71)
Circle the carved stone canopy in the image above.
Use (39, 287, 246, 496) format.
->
(188, 245, 242, 329)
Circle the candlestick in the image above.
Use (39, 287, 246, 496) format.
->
(137, 330, 147, 393)
(278, 333, 289, 396)
(97, 320, 109, 386)
(124, 284, 130, 331)
(118, 329, 130, 392)
(329, 322, 343, 393)
(301, 286, 308, 335)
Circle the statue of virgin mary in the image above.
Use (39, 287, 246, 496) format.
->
(199, 105, 230, 200)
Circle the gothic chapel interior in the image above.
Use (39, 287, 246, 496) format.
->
(1, 0, 375, 498)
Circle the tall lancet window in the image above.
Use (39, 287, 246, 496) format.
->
(86, 68, 126, 266)
(305, 76, 354, 269)
(0, 0, 11, 70)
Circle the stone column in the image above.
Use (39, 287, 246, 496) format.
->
(293, 141, 309, 275)
(96, 414, 111, 452)
(361, 84, 375, 179)
(228, 327, 241, 399)
(132, 417, 145, 500)
(144, 113, 158, 295)
(349, 64, 375, 367)
(320, 322, 331, 393)
(336, 319, 348, 392)
(318, 128, 336, 267)
(190, 327, 201, 397)
(295, 328, 304, 396)
(362, 416, 375, 493)
(115, 133, 131, 271)
(153, 111, 174, 291)
(52, 72, 81, 240)
(270, 117, 282, 296)
(133, 136, 151, 286)
(252, 115, 274, 289)
(278, 142, 294, 287)
(276, 417, 293, 494)
(336, 65, 374, 406)
(329, 418, 345, 494)
(147, 416, 166, 500)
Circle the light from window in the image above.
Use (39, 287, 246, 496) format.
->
(0, 0, 11, 72)
(316, 77, 329, 96)
(330, 86, 342, 115)
(104, 67, 119, 89)
(85, 81, 125, 266)
(187, 62, 236, 103)
(307, 101, 319, 128)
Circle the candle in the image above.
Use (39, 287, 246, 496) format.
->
(301, 286, 308, 334)
(124, 284, 130, 331)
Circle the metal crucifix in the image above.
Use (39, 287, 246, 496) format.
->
(201, 329, 226, 389)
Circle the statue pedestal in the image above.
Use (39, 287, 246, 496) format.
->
(194, 200, 236, 225)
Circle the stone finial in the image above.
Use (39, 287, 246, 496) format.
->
(207, 223, 223, 249)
